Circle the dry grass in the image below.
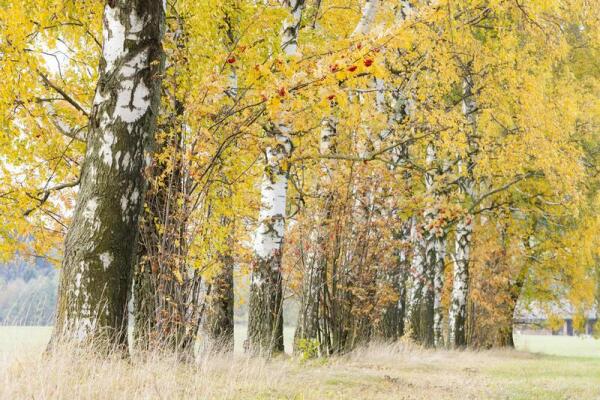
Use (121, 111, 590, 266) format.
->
(1, 339, 600, 399)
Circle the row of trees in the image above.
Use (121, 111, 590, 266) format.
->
(0, 0, 598, 357)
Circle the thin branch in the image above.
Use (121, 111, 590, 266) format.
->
(468, 172, 537, 213)
(24, 177, 81, 217)
(37, 71, 89, 117)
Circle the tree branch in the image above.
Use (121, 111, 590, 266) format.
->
(468, 172, 537, 214)
(37, 71, 89, 117)
(23, 177, 81, 217)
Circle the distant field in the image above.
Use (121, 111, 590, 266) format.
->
(514, 334, 600, 358)
(1, 326, 599, 358)
(0, 325, 297, 354)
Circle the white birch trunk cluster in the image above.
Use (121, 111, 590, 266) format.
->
(448, 71, 478, 347)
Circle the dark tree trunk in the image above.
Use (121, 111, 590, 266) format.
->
(247, 256, 285, 355)
(204, 250, 235, 352)
(294, 192, 333, 356)
(132, 255, 157, 351)
(49, 0, 165, 353)
(378, 262, 408, 341)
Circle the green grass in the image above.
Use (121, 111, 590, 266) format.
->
(514, 334, 600, 358)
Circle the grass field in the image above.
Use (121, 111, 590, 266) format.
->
(0, 326, 599, 399)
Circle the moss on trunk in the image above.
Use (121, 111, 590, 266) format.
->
(49, 0, 165, 353)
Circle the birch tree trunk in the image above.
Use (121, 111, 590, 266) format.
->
(405, 216, 430, 342)
(431, 229, 446, 347)
(405, 142, 444, 348)
(448, 71, 478, 348)
(376, 1, 416, 341)
(247, 0, 304, 355)
(448, 219, 471, 347)
(247, 130, 292, 355)
(427, 146, 448, 349)
(49, 0, 165, 352)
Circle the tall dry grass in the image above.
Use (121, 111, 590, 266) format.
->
(1, 339, 599, 399)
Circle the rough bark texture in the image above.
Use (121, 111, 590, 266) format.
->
(50, 0, 165, 352)
(204, 250, 235, 352)
(430, 232, 446, 347)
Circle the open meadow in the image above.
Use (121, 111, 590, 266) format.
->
(1, 327, 599, 399)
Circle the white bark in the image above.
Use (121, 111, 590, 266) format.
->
(448, 70, 478, 347)
(352, 0, 379, 36)
(253, 132, 293, 262)
(422, 142, 447, 347)
(248, 0, 304, 355)
(448, 218, 471, 346)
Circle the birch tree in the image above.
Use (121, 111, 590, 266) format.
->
(49, 0, 165, 351)
(448, 68, 478, 348)
(247, 0, 304, 355)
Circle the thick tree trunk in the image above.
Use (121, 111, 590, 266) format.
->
(49, 0, 165, 352)
(132, 255, 157, 351)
